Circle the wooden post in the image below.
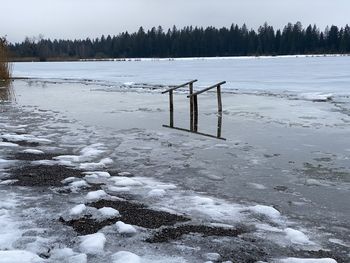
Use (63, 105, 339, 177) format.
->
(189, 82, 194, 131)
(217, 85, 222, 114)
(169, 90, 174, 127)
(193, 94, 198, 132)
(217, 114, 222, 138)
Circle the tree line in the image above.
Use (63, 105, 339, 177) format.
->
(8, 22, 350, 61)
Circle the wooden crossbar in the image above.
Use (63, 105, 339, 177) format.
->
(162, 79, 198, 94)
(187, 81, 226, 97)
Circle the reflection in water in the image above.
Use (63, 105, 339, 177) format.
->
(0, 80, 15, 101)
(163, 80, 225, 140)
(164, 112, 225, 140)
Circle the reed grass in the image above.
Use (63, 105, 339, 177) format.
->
(0, 37, 12, 81)
(0, 37, 14, 101)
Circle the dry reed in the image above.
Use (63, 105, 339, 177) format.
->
(0, 37, 14, 101)
(0, 37, 12, 81)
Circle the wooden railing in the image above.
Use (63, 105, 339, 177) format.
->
(162, 80, 226, 140)
(162, 80, 197, 127)
(187, 81, 226, 133)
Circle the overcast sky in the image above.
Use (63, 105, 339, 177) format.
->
(1, 0, 349, 43)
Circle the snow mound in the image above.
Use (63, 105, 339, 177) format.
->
(305, 179, 329, 187)
(22, 149, 44, 154)
(112, 251, 141, 263)
(279, 258, 337, 263)
(50, 248, 87, 263)
(300, 93, 333, 102)
(80, 143, 106, 159)
(191, 196, 215, 205)
(70, 204, 87, 215)
(79, 233, 106, 254)
(249, 205, 281, 219)
(79, 158, 113, 170)
(84, 171, 111, 178)
(1, 134, 52, 144)
(0, 142, 19, 147)
(148, 189, 166, 198)
(118, 171, 132, 176)
(99, 207, 120, 218)
(86, 190, 107, 200)
(54, 155, 80, 163)
(204, 252, 221, 261)
(108, 186, 131, 192)
(116, 221, 137, 235)
(54, 144, 107, 164)
(69, 180, 89, 191)
(284, 228, 313, 245)
(0, 179, 18, 185)
(0, 250, 44, 263)
(110, 177, 143, 187)
(62, 177, 77, 184)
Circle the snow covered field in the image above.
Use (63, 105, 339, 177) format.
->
(1, 57, 350, 262)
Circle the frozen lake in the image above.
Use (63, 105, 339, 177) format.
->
(13, 55, 350, 95)
(1, 57, 350, 262)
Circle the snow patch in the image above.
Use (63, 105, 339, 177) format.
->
(98, 207, 120, 218)
(284, 228, 313, 245)
(86, 190, 108, 200)
(300, 93, 333, 102)
(50, 248, 87, 263)
(62, 177, 77, 184)
(115, 221, 137, 236)
(0, 179, 18, 185)
(110, 177, 143, 187)
(1, 134, 52, 144)
(204, 252, 221, 261)
(22, 149, 44, 154)
(84, 171, 111, 178)
(147, 189, 166, 198)
(69, 180, 89, 191)
(0, 142, 19, 147)
(69, 204, 87, 216)
(249, 205, 281, 220)
(118, 171, 132, 176)
(79, 233, 106, 254)
(112, 251, 141, 263)
(79, 158, 113, 170)
(305, 179, 330, 187)
(108, 186, 131, 192)
(0, 250, 44, 263)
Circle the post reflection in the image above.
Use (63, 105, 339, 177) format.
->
(163, 111, 225, 140)
(0, 80, 15, 102)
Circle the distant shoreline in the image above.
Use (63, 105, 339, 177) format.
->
(10, 53, 350, 63)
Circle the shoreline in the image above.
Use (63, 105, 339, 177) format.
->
(10, 53, 350, 63)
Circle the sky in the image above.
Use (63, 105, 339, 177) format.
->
(1, 0, 349, 43)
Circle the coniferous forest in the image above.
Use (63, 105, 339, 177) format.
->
(8, 22, 350, 61)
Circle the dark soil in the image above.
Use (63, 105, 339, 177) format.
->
(217, 239, 268, 263)
(59, 216, 118, 235)
(60, 199, 189, 235)
(2, 138, 40, 147)
(147, 224, 249, 243)
(89, 199, 190, 229)
(11, 152, 59, 161)
(8, 164, 84, 187)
